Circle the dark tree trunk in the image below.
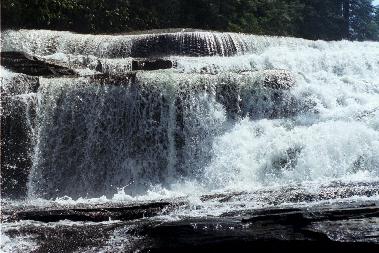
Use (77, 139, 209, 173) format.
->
(343, 0, 350, 39)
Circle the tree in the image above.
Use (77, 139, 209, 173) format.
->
(1, 0, 378, 41)
(349, 0, 377, 40)
(343, 0, 351, 39)
(299, 0, 346, 40)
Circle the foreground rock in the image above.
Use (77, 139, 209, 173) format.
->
(140, 205, 379, 252)
(2, 202, 378, 252)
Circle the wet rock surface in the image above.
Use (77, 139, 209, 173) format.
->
(1, 96, 36, 199)
(1, 52, 77, 77)
(131, 58, 173, 71)
(5, 201, 187, 223)
(1, 72, 38, 199)
(127, 32, 241, 58)
(2, 201, 378, 252)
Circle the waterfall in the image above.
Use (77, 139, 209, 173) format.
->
(1, 30, 379, 200)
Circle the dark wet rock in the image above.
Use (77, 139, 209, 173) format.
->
(239, 205, 379, 223)
(139, 221, 378, 252)
(1, 71, 41, 200)
(6, 201, 187, 223)
(216, 80, 241, 117)
(95, 59, 103, 72)
(1, 52, 77, 77)
(134, 204, 379, 252)
(3, 203, 378, 252)
(0, 73, 40, 96)
(262, 69, 296, 90)
(125, 33, 240, 58)
(132, 59, 173, 71)
(1, 95, 37, 199)
(3, 221, 125, 253)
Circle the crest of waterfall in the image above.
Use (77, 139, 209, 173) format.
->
(2, 29, 254, 57)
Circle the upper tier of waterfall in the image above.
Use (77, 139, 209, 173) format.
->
(3, 29, 378, 59)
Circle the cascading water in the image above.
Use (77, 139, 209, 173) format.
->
(1, 29, 379, 207)
(2, 29, 379, 252)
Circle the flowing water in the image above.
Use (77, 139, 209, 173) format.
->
(1, 30, 379, 250)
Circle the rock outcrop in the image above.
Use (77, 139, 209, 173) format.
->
(131, 59, 173, 71)
(2, 201, 378, 251)
(1, 52, 77, 77)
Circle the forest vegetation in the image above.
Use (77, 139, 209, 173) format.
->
(1, 0, 379, 41)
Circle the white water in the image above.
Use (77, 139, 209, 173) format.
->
(1, 29, 254, 57)
(1, 30, 379, 210)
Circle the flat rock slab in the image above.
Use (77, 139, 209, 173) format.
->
(96, 58, 174, 73)
(1, 52, 77, 77)
(2, 203, 378, 252)
(4, 201, 187, 223)
(132, 59, 173, 71)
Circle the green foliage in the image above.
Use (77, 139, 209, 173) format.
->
(299, 0, 347, 40)
(1, 0, 379, 41)
(373, 7, 379, 40)
(350, 0, 377, 40)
